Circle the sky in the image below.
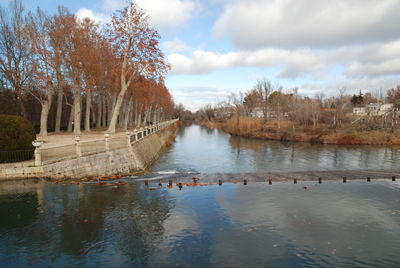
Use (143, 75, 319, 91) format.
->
(3, 0, 400, 111)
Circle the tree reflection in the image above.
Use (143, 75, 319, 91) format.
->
(0, 182, 174, 267)
(0, 192, 38, 229)
(229, 135, 264, 151)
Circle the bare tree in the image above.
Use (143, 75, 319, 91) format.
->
(0, 0, 33, 118)
(254, 79, 273, 125)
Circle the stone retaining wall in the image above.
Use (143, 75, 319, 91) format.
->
(0, 124, 176, 181)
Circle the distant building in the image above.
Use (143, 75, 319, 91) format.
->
(250, 107, 287, 119)
(367, 103, 381, 115)
(353, 107, 367, 115)
(353, 103, 394, 116)
(379, 103, 394, 114)
(251, 107, 264, 118)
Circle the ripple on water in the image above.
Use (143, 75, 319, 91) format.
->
(1, 171, 400, 266)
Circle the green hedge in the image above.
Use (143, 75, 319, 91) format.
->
(0, 115, 36, 163)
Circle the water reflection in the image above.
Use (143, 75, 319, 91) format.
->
(1, 124, 400, 267)
(1, 180, 399, 267)
(153, 124, 400, 174)
(0, 182, 174, 267)
(0, 192, 38, 229)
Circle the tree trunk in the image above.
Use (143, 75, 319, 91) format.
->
(107, 93, 116, 126)
(84, 89, 91, 132)
(39, 91, 52, 138)
(54, 87, 63, 132)
(137, 112, 142, 127)
(143, 105, 153, 125)
(73, 84, 81, 135)
(117, 100, 126, 128)
(67, 104, 74, 132)
(123, 97, 132, 131)
(102, 96, 107, 127)
(134, 104, 139, 127)
(92, 107, 96, 127)
(107, 89, 124, 133)
(96, 95, 102, 128)
(54, 70, 63, 132)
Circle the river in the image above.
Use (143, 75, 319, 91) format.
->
(1, 124, 400, 267)
(151, 124, 400, 174)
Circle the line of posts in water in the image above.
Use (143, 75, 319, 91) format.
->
(143, 176, 397, 190)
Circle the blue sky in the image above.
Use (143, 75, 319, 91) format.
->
(4, 0, 400, 111)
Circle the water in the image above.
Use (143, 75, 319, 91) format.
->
(1, 124, 400, 267)
(152, 124, 400, 174)
(1, 180, 400, 267)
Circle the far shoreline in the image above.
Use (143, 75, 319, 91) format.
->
(199, 119, 400, 146)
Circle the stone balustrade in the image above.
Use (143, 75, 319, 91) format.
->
(31, 119, 179, 167)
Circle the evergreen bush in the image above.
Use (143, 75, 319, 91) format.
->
(0, 115, 36, 163)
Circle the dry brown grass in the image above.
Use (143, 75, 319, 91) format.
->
(224, 116, 262, 135)
(201, 116, 400, 145)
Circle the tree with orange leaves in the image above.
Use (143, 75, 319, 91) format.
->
(106, 3, 169, 133)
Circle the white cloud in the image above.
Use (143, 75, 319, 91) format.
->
(167, 40, 400, 79)
(170, 86, 240, 111)
(300, 75, 399, 98)
(80, 0, 196, 31)
(346, 60, 400, 77)
(213, 0, 400, 49)
(167, 48, 326, 77)
(76, 8, 109, 24)
(135, 0, 195, 31)
(161, 39, 190, 54)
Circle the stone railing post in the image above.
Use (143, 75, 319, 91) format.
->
(132, 131, 137, 142)
(32, 140, 43, 167)
(126, 131, 132, 148)
(104, 132, 110, 151)
(75, 135, 82, 157)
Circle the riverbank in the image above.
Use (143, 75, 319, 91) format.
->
(200, 117, 400, 145)
(0, 121, 179, 181)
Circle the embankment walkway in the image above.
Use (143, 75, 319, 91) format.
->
(0, 119, 179, 181)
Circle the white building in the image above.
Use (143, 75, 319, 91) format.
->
(353, 107, 367, 115)
(354, 103, 394, 116)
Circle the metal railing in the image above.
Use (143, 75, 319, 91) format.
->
(33, 119, 179, 166)
(0, 150, 34, 163)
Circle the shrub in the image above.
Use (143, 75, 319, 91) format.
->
(0, 115, 36, 163)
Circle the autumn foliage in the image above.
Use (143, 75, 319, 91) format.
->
(0, 1, 174, 137)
